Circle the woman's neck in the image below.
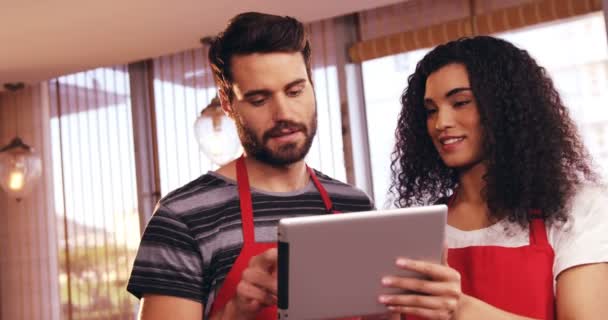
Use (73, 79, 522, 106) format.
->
(456, 162, 487, 205)
(448, 162, 494, 230)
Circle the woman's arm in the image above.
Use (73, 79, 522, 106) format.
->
(378, 257, 539, 320)
(455, 295, 536, 320)
(555, 263, 608, 320)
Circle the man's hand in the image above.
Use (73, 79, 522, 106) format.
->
(225, 248, 278, 319)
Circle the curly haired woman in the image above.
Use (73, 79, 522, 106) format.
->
(377, 36, 608, 319)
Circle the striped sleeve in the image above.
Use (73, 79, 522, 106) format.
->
(127, 204, 205, 303)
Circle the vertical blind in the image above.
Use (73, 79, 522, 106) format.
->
(306, 19, 347, 182)
(49, 66, 141, 320)
(153, 46, 217, 195)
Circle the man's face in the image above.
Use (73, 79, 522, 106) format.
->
(225, 52, 317, 166)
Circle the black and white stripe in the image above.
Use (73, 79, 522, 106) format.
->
(127, 170, 373, 317)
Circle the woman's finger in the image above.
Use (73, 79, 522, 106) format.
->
(395, 258, 460, 282)
(387, 306, 453, 320)
(379, 294, 458, 311)
(382, 276, 460, 297)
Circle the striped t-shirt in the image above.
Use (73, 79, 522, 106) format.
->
(127, 170, 373, 317)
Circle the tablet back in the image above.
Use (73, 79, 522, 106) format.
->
(277, 205, 447, 320)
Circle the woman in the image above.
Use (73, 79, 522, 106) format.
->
(377, 36, 608, 319)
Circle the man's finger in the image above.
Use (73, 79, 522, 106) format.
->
(249, 248, 278, 270)
(236, 281, 276, 307)
(241, 267, 277, 294)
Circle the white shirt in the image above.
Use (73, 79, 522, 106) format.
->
(447, 184, 608, 284)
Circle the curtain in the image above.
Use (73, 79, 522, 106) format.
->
(0, 83, 60, 320)
(350, 0, 601, 62)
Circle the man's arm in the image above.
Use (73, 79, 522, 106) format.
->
(138, 295, 203, 320)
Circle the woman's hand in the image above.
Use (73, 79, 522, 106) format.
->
(378, 249, 463, 320)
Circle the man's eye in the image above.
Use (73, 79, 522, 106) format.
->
(250, 99, 266, 106)
(287, 89, 303, 97)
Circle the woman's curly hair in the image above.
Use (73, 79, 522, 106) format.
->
(390, 36, 597, 225)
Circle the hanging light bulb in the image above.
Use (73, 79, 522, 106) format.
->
(194, 96, 242, 166)
(0, 82, 43, 201)
(0, 138, 42, 201)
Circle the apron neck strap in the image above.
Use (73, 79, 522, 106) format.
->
(528, 209, 548, 245)
(236, 156, 255, 243)
(307, 166, 334, 213)
(236, 156, 335, 243)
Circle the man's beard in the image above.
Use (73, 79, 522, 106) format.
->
(235, 113, 317, 166)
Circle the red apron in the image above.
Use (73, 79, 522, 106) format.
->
(208, 156, 337, 319)
(447, 206, 555, 319)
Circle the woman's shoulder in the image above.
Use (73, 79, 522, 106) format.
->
(548, 181, 608, 277)
(572, 182, 607, 203)
(548, 182, 606, 231)
(564, 182, 608, 220)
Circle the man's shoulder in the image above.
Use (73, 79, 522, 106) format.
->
(313, 170, 373, 206)
(158, 172, 238, 215)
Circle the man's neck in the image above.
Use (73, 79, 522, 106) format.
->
(216, 155, 310, 193)
(244, 156, 309, 192)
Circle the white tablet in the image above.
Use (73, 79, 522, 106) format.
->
(277, 205, 447, 320)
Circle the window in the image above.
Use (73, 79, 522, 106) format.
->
(50, 66, 140, 320)
(497, 13, 608, 180)
(153, 48, 217, 195)
(362, 48, 430, 208)
(362, 13, 608, 208)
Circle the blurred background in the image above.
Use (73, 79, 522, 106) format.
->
(0, 0, 606, 319)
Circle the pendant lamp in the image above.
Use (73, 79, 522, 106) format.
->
(0, 83, 42, 201)
(193, 96, 242, 166)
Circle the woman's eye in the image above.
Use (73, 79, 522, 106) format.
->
(454, 100, 471, 107)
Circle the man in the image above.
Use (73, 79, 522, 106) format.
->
(127, 12, 374, 320)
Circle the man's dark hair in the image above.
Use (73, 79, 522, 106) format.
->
(390, 36, 597, 225)
(208, 12, 312, 102)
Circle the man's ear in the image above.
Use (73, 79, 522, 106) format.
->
(218, 89, 234, 118)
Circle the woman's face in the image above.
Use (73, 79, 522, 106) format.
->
(424, 63, 485, 169)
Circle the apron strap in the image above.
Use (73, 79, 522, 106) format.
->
(307, 166, 334, 213)
(237, 157, 336, 243)
(236, 156, 255, 243)
(528, 209, 548, 246)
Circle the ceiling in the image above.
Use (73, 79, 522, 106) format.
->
(0, 0, 404, 88)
